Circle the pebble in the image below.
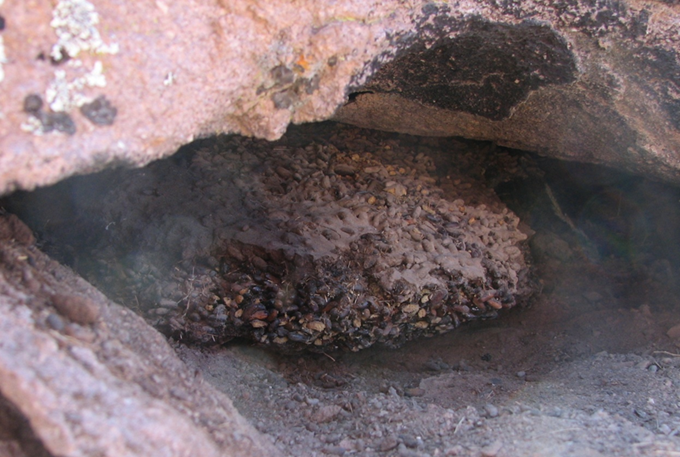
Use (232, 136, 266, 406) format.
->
(311, 405, 342, 423)
(51, 293, 100, 325)
(377, 435, 399, 452)
(334, 164, 357, 176)
(666, 323, 680, 340)
(480, 440, 503, 457)
(484, 404, 499, 418)
(400, 434, 421, 449)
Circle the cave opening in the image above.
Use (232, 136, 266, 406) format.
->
(3, 121, 680, 455)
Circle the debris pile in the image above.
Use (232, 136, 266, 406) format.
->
(22, 125, 536, 351)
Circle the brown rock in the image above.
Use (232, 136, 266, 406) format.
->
(51, 293, 100, 325)
(666, 323, 680, 340)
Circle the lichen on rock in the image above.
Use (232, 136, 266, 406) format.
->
(50, 0, 119, 60)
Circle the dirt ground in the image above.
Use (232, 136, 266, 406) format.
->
(5, 123, 680, 456)
(175, 247, 680, 456)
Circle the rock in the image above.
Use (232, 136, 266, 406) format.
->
(51, 293, 100, 325)
(0, 1, 679, 196)
(311, 405, 342, 423)
(484, 404, 499, 418)
(480, 440, 503, 457)
(335, 3, 680, 185)
(667, 323, 680, 340)
(377, 435, 399, 452)
(0, 216, 279, 456)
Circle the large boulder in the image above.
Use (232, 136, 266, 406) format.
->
(0, 213, 280, 457)
(0, 0, 679, 196)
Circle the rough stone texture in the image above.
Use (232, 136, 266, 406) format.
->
(335, 1, 680, 184)
(0, 213, 280, 457)
(0, 0, 679, 195)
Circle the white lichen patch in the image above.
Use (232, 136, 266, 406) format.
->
(51, 0, 119, 60)
(20, 116, 45, 135)
(46, 61, 107, 112)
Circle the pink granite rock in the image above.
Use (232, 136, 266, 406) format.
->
(0, 0, 678, 188)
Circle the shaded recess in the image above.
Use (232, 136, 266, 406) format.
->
(363, 19, 578, 120)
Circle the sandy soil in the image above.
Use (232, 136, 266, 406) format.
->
(5, 123, 680, 456)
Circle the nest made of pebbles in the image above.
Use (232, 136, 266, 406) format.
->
(48, 125, 536, 352)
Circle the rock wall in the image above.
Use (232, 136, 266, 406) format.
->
(0, 213, 280, 457)
(0, 0, 679, 196)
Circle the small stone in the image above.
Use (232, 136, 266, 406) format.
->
(399, 434, 420, 449)
(377, 435, 399, 452)
(480, 440, 503, 457)
(276, 166, 293, 179)
(305, 321, 326, 332)
(334, 164, 356, 176)
(250, 319, 267, 328)
(667, 323, 680, 340)
(402, 304, 420, 314)
(484, 404, 499, 418)
(311, 405, 342, 423)
(251, 256, 267, 270)
(51, 293, 100, 325)
(338, 438, 354, 450)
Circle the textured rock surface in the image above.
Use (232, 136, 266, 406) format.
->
(335, 2, 680, 183)
(0, 213, 280, 457)
(0, 0, 679, 196)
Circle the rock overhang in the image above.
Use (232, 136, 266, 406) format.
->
(0, 0, 678, 195)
